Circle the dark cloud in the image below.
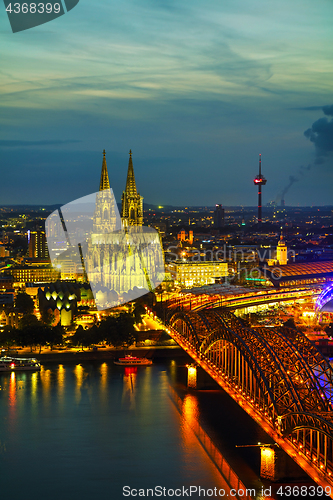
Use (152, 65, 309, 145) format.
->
(0, 140, 82, 148)
(323, 105, 333, 116)
(304, 105, 333, 160)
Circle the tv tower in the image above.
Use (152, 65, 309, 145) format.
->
(253, 154, 267, 224)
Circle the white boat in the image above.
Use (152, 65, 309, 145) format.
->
(0, 356, 41, 372)
(114, 355, 153, 366)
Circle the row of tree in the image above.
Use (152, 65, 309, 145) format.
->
(0, 291, 147, 351)
(0, 321, 64, 353)
(72, 313, 137, 350)
(0, 311, 140, 352)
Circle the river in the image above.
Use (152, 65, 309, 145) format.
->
(0, 358, 312, 500)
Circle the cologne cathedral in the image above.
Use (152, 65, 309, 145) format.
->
(83, 150, 164, 309)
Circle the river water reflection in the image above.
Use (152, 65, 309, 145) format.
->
(0, 361, 234, 500)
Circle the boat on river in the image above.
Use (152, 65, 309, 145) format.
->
(0, 356, 41, 372)
(114, 355, 152, 366)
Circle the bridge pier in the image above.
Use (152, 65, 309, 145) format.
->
(260, 445, 307, 481)
(186, 364, 218, 389)
(186, 364, 197, 388)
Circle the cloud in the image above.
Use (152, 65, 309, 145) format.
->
(304, 105, 333, 164)
(290, 106, 324, 111)
(0, 140, 82, 148)
(323, 105, 333, 116)
(304, 115, 333, 157)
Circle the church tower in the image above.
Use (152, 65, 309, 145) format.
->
(93, 150, 119, 234)
(276, 231, 288, 265)
(121, 150, 143, 227)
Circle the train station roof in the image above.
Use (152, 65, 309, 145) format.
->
(262, 261, 333, 287)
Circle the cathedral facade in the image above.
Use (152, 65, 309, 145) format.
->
(84, 150, 164, 309)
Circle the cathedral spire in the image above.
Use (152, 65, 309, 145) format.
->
(124, 149, 137, 197)
(121, 149, 143, 227)
(99, 149, 110, 191)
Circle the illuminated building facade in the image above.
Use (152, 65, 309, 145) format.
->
(177, 229, 193, 244)
(0, 276, 13, 290)
(168, 260, 228, 288)
(121, 150, 143, 227)
(11, 265, 60, 285)
(28, 230, 49, 259)
(276, 232, 287, 265)
(0, 243, 9, 258)
(38, 281, 93, 326)
(58, 255, 84, 281)
(266, 232, 288, 266)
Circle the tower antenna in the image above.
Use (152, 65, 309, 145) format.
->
(253, 154, 267, 225)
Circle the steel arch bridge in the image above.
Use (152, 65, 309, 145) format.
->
(167, 308, 333, 490)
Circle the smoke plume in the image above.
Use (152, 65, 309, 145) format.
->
(277, 165, 311, 205)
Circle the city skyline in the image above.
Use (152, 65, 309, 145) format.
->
(1, 1, 333, 206)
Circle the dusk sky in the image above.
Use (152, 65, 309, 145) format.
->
(1, 0, 333, 207)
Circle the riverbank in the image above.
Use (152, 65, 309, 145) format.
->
(7, 345, 185, 363)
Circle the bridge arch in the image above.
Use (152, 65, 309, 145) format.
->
(168, 308, 333, 477)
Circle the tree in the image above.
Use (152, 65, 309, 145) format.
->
(0, 326, 17, 349)
(47, 325, 64, 350)
(34, 325, 52, 354)
(18, 314, 39, 330)
(72, 325, 90, 351)
(116, 313, 137, 347)
(99, 313, 137, 348)
(133, 303, 146, 324)
(16, 315, 50, 353)
(15, 292, 34, 314)
(41, 308, 55, 327)
(99, 316, 118, 346)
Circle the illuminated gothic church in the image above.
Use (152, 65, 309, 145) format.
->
(85, 150, 164, 309)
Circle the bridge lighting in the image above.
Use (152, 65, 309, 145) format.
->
(260, 446, 276, 481)
(186, 364, 197, 389)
